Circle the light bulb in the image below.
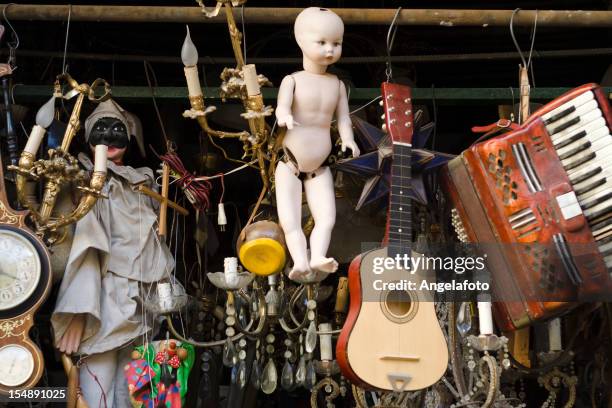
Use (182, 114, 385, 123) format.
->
(181, 26, 199, 66)
(35, 96, 55, 128)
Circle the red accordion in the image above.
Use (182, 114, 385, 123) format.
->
(443, 83, 612, 331)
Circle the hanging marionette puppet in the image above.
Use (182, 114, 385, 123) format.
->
(51, 99, 176, 407)
(275, 7, 360, 280)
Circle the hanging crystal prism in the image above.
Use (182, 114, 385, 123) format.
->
(222, 338, 237, 367)
(304, 359, 317, 390)
(231, 363, 239, 385)
(250, 359, 262, 389)
(456, 302, 472, 337)
(261, 358, 278, 394)
(251, 295, 259, 314)
(295, 355, 306, 386)
(281, 360, 294, 390)
(305, 321, 317, 353)
(238, 306, 248, 328)
(237, 360, 247, 389)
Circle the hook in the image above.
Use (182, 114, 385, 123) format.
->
(2, 3, 19, 69)
(509, 9, 539, 73)
(385, 7, 402, 82)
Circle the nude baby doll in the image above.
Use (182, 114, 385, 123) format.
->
(275, 7, 360, 280)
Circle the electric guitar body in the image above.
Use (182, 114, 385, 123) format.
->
(337, 83, 448, 392)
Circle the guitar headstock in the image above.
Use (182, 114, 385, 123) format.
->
(381, 82, 414, 146)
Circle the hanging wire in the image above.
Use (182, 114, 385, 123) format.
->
(241, 4, 247, 64)
(527, 10, 538, 87)
(510, 8, 539, 87)
(143, 60, 171, 150)
(385, 7, 402, 82)
(431, 84, 438, 150)
(509, 9, 527, 69)
(62, 4, 72, 74)
(2, 3, 19, 69)
(10, 83, 29, 138)
(332, 95, 382, 124)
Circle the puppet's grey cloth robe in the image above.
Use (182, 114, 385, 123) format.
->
(51, 157, 174, 355)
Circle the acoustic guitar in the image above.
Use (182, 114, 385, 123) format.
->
(336, 83, 448, 392)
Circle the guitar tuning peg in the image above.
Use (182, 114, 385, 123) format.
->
(380, 114, 386, 120)
(379, 100, 384, 107)
(382, 123, 387, 133)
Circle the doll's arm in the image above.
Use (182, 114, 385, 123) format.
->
(336, 81, 360, 158)
(276, 75, 295, 130)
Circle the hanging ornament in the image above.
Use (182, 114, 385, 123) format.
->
(335, 116, 452, 208)
(281, 360, 294, 390)
(222, 338, 237, 367)
(304, 359, 317, 390)
(295, 355, 307, 386)
(237, 360, 247, 389)
(251, 358, 262, 389)
(456, 302, 473, 337)
(305, 321, 317, 354)
(261, 358, 278, 394)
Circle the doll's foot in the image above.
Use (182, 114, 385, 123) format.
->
(288, 263, 311, 280)
(310, 257, 338, 273)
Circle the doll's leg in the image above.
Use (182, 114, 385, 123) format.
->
(80, 349, 118, 407)
(275, 161, 310, 278)
(304, 167, 338, 273)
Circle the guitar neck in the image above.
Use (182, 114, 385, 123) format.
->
(380, 82, 414, 257)
(388, 143, 412, 257)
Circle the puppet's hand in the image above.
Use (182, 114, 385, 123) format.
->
(56, 314, 86, 355)
(277, 114, 294, 130)
(341, 139, 360, 158)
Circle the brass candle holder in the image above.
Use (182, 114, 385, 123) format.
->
(184, 0, 275, 193)
(9, 74, 111, 244)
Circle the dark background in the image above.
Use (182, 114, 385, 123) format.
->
(1, 1, 611, 407)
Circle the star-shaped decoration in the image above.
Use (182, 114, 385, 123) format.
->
(334, 115, 454, 209)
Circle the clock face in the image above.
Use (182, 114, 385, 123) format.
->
(0, 344, 35, 386)
(0, 229, 41, 311)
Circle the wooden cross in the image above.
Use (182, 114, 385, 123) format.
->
(137, 162, 189, 238)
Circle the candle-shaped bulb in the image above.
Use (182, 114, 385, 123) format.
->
(477, 301, 494, 336)
(181, 26, 199, 66)
(318, 323, 333, 361)
(267, 273, 278, 286)
(224, 257, 239, 286)
(94, 144, 108, 173)
(35, 96, 55, 128)
(243, 64, 261, 96)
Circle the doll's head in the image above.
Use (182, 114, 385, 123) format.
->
(84, 99, 145, 164)
(294, 7, 344, 68)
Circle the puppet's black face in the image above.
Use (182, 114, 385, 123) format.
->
(89, 117, 129, 148)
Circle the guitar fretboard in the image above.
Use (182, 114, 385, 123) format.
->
(388, 142, 411, 258)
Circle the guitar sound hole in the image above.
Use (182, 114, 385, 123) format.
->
(385, 290, 412, 318)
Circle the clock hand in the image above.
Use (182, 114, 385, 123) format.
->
(0, 267, 17, 279)
(8, 356, 16, 375)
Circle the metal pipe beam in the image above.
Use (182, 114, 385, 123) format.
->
(3, 4, 612, 27)
(7, 48, 612, 65)
(13, 86, 612, 103)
